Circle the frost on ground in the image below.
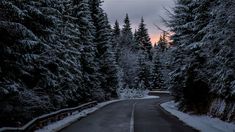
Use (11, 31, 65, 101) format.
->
(161, 101, 235, 132)
(117, 88, 150, 99)
(36, 100, 121, 132)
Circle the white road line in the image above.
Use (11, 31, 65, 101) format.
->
(130, 103, 137, 132)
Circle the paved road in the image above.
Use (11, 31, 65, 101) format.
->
(60, 94, 198, 132)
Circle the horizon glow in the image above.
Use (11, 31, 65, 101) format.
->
(102, 0, 174, 44)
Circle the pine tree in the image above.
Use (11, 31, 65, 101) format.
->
(118, 14, 139, 89)
(56, 0, 85, 105)
(135, 53, 152, 90)
(202, 0, 235, 100)
(135, 17, 152, 59)
(120, 14, 134, 49)
(167, 0, 235, 118)
(151, 57, 164, 90)
(167, 0, 212, 112)
(70, 0, 100, 101)
(0, 0, 68, 124)
(157, 31, 168, 51)
(134, 30, 138, 39)
(113, 20, 121, 37)
(112, 20, 121, 64)
(168, 0, 195, 46)
(122, 14, 133, 39)
(89, 0, 119, 99)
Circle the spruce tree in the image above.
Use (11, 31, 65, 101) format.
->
(71, 0, 100, 101)
(167, 0, 196, 103)
(120, 14, 134, 49)
(151, 57, 164, 90)
(112, 20, 121, 64)
(122, 14, 133, 38)
(202, 0, 235, 100)
(135, 53, 152, 90)
(89, 0, 119, 99)
(157, 31, 168, 51)
(136, 17, 152, 59)
(0, 0, 68, 124)
(118, 14, 139, 89)
(167, 0, 235, 117)
(168, 0, 195, 46)
(113, 20, 121, 37)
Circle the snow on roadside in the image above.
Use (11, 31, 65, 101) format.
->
(117, 88, 150, 99)
(36, 94, 159, 132)
(149, 90, 170, 94)
(161, 101, 235, 132)
(36, 100, 121, 132)
(141, 95, 159, 99)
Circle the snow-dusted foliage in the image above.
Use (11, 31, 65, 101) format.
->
(151, 33, 173, 90)
(134, 52, 153, 90)
(151, 51, 165, 90)
(166, 0, 235, 121)
(110, 15, 156, 98)
(117, 87, 149, 99)
(118, 15, 155, 91)
(89, 0, 119, 100)
(0, 0, 120, 127)
(117, 14, 138, 89)
(135, 17, 152, 59)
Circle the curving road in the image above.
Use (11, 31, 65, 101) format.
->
(60, 94, 198, 132)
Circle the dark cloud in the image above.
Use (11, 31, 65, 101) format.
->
(102, 0, 175, 43)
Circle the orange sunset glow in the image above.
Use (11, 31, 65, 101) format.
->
(150, 34, 161, 45)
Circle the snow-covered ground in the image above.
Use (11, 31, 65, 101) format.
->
(36, 94, 159, 132)
(118, 88, 150, 99)
(149, 90, 170, 94)
(161, 101, 235, 132)
(141, 95, 159, 99)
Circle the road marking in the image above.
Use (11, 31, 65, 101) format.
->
(130, 103, 137, 132)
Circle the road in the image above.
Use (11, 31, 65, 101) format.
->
(60, 94, 198, 132)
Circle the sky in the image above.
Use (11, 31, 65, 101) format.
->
(102, 0, 175, 44)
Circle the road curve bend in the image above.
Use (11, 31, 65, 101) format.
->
(60, 94, 198, 132)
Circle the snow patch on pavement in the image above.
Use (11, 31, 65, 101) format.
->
(161, 101, 235, 132)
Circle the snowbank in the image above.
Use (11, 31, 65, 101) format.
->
(149, 90, 170, 94)
(117, 88, 150, 99)
(142, 95, 159, 99)
(161, 101, 235, 132)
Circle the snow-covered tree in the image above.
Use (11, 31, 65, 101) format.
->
(168, 0, 195, 46)
(70, 0, 100, 101)
(89, 0, 119, 100)
(157, 31, 168, 52)
(135, 17, 152, 59)
(112, 20, 121, 63)
(151, 56, 164, 90)
(0, 0, 68, 124)
(134, 53, 152, 90)
(113, 20, 121, 38)
(120, 14, 134, 49)
(0, 0, 120, 126)
(117, 14, 139, 89)
(167, 0, 235, 120)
